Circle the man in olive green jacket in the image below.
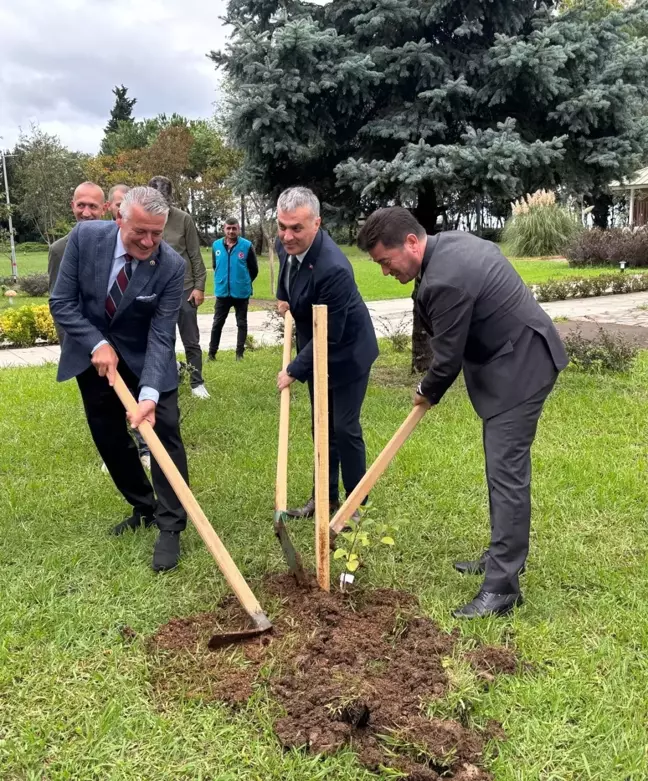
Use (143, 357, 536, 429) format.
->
(148, 176, 209, 399)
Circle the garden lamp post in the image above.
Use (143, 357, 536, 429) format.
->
(619, 260, 627, 273)
(0, 143, 18, 281)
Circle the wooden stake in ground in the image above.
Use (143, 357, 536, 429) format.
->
(313, 304, 330, 591)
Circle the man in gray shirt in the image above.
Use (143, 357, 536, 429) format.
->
(148, 176, 209, 400)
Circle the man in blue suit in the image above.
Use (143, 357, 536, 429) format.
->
(275, 187, 379, 517)
(50, 186, 189, 572)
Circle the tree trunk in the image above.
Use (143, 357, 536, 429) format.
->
(592, 193, 613, 229)
(411, 187, 439, 374)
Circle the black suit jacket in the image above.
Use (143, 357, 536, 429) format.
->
(276, 230, 378, 388)
(417, 232, 568, 419)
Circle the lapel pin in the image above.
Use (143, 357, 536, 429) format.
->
(150, 259, 156, 266)
(308, 264, 313, 270)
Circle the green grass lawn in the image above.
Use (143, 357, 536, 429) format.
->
(1, 344, 648, 779)
(1, 245, 626, 314)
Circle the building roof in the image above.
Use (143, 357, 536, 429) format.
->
(610, 166, 648, 190)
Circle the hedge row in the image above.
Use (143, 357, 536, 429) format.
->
(0, 305, 58, 347)
(532, 272, 648, 303)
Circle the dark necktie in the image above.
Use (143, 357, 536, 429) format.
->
(288, 255, 299, 299)
(105, 255, 133, 320)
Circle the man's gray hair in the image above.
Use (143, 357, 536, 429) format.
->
(277, 186, 320, 218)
(108, 184, 130, 201)
(120, 186, 170, 221)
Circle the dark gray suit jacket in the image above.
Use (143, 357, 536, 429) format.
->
(417, 232, 568, 419)
(48, 234, 70, 345)
(49, 221, 185, 394)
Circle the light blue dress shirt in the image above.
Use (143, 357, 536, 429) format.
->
(92, 232, 159, 404)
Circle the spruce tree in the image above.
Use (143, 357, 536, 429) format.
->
(101, 86, 137, 153)
(212, 0, 648, 367)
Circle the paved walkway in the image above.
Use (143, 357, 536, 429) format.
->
(2, 291, 648, 368)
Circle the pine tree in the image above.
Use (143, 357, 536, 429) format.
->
(212, 0, 648, 367)
(101, 85, 137, 153)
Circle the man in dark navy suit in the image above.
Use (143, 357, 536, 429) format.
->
(50, 186, 189, 572)
(275, 187, 379, 517)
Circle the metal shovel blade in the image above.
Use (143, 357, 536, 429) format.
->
(207, 611, 273, 650)
(274, 511, 309, 587)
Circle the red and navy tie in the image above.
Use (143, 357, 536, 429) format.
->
(105, 255, 133, 321)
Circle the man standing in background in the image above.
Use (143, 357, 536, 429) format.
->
(148, 176, 210, 400)
(208, 217, 258, 361)
(48, 182, 106, 296)
(106, 184, 130, 220)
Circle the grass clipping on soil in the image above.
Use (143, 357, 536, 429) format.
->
(149, 576, 517, 780)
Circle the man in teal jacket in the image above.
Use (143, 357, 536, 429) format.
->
(208, 217, 259, 360)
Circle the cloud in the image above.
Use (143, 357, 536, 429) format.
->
(0, 0, 229, 153)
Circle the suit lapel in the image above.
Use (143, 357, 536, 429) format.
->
(95, 229, 116, 317)
(111, 253, 159, 324)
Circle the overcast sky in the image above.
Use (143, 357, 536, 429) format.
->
(0, 0, 229, 154)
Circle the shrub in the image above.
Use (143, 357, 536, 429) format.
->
(533, 272, 648, 302)
(480, 227, 503, 243)
(19, 273, 50, 297)
(0, 307, 38, 346)
(32, 305, 58, 343)
(0, 304, 58, 346)
(502, 190, 582, 257)
(16, 242, 50, 253)
(563, 326, 639, 373)
(564, 227, 648, 268)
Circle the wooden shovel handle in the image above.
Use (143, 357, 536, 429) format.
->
(329, 404, 428, 535)
(113, 372, 268, 626)
(275, 311, 293, 511)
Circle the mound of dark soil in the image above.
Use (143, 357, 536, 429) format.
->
(150, 575, 519, 780)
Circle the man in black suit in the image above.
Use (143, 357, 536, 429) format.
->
(358, 207, 568, 619)
(50, 186, 190, 572)
(275, 187, 379, 517)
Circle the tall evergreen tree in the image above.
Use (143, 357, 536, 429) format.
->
(212, 0, 648, 227)
(101, 85, 137, 153)
(212, 0, 648, 367)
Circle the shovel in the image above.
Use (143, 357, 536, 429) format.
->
(273, 312, 308, 586)
(112, 371, 273, 649)
(329, 404, 428, 542)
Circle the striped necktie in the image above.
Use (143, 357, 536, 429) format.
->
(105, 255, 133, 321)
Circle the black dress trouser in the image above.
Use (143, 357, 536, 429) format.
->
(307, 370, 371, 502)
(76, 362, 188, 532)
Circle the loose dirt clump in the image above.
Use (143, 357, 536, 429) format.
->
(149, 575, 518, 779)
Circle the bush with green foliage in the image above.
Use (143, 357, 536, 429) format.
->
(532, 272, 648, 302)
(480, 227, 503, 244)
(18, 273, 50, 297)
(564, 326, 639, 373)
(503, 190, 582, 257)
(0, 304, 57, 346)
(16, 242, 50, 253)
(564, 227, 648, 268)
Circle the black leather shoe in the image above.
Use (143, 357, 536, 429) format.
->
(207, 352, 216, 361)
(452, 590, 523, 619)
(236, 353, 244, 361)
(152, 531, 180, 572)
(111, 512, 156, 536)
(285, 497, 341, 519)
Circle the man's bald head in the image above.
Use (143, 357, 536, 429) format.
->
(71, 182, 105, 222)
